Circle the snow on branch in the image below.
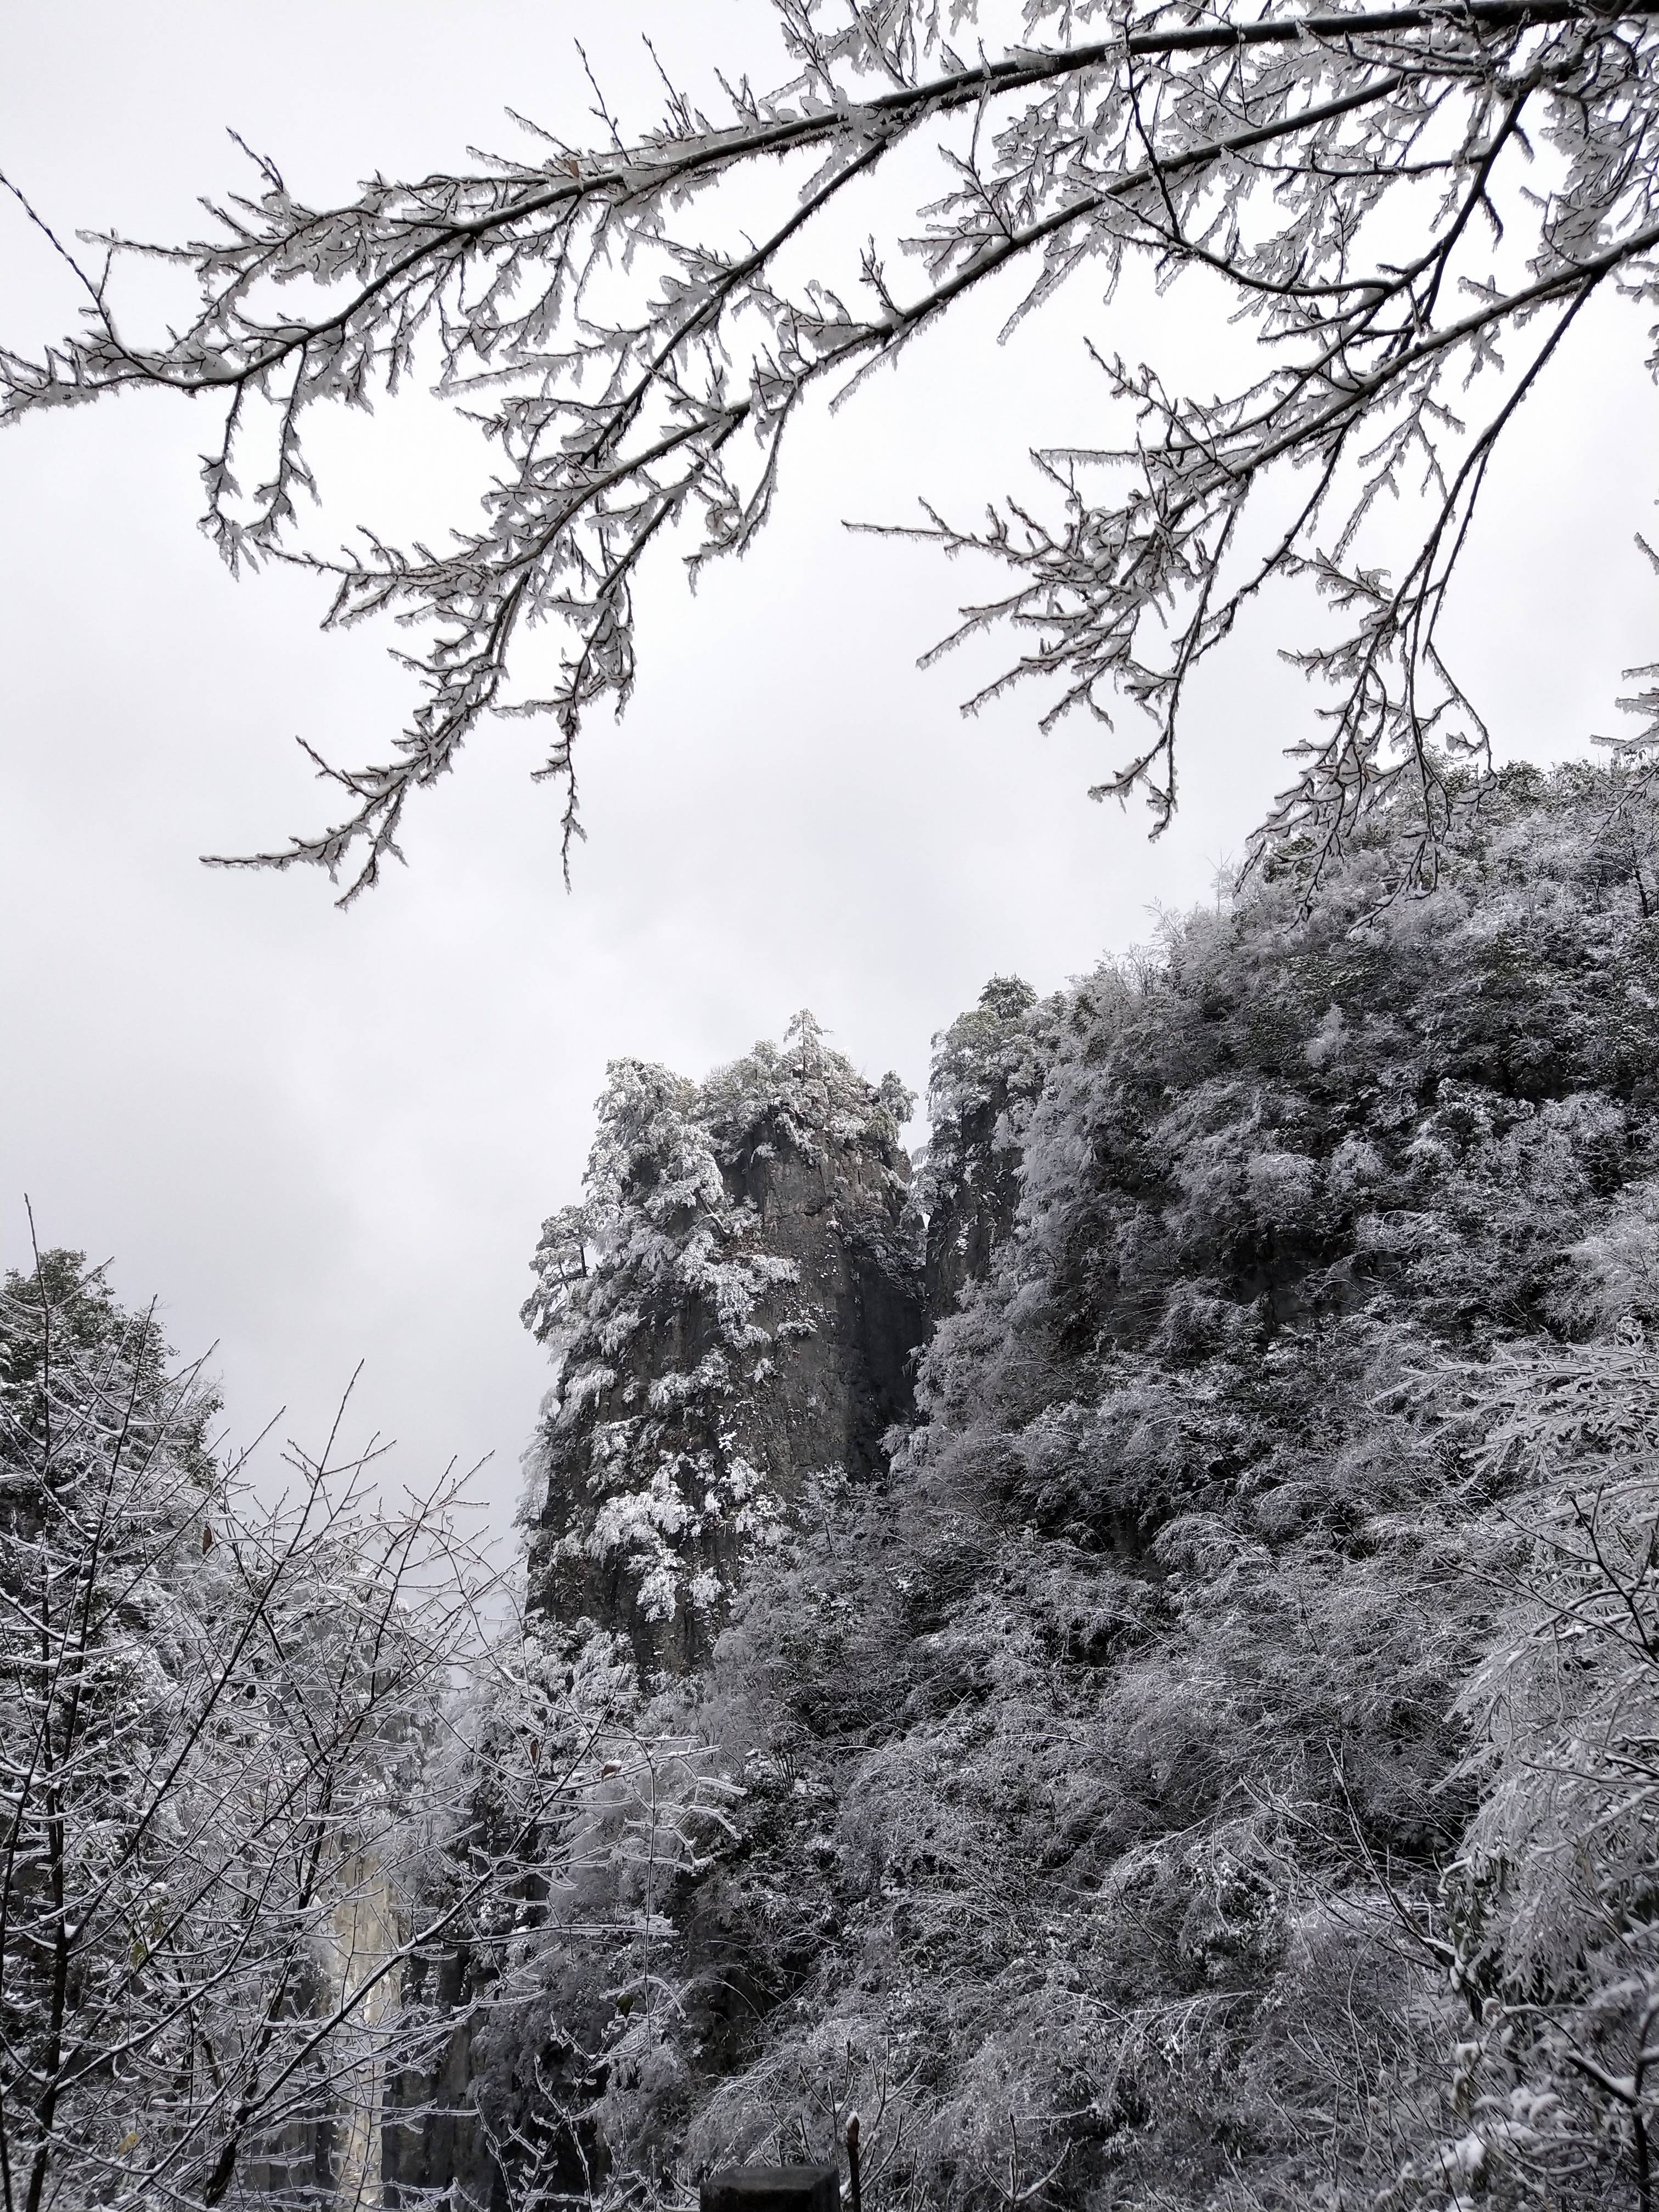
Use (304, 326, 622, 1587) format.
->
(6, 0, 1659, 895)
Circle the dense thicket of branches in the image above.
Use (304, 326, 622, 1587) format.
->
(5, 0, 1657, 894)
(0, 1246, 720, 2212)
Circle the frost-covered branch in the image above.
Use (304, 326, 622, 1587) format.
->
(7, 0, 1659, 894)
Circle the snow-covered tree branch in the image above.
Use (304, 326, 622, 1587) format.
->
(5, 0, 1657, 897)
(0, 1242, 699, 2211)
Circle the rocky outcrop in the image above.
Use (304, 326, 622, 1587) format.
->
(714, 1109, 923, 1488)
(382, 1022, 929, 2210)
(521, 1015, 926, 1677)
(380, 1959, 499, 2211)
(915, 976, 1056, 1320)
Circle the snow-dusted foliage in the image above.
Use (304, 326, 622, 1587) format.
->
(21, 764, 1659, 2209)
(9, 5, 1658, 891)
(1396, 1333, 1659, 2210)
(521, 1012, 919, 1674)
(493, 763, 1659, 2212)
(381, 1611, 747, 2211)
(0, 1242, 738, 2212)
(0, 1251, 421, 2205)
(0, 1247, 628, 2212)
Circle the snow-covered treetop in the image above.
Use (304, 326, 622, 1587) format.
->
(524, 1014, 912, 1351)
(913, 975, 1055, 1217)
(702, 1009, 915, 1167)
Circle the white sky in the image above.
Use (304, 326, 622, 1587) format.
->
(3, 1, 1654, 1542)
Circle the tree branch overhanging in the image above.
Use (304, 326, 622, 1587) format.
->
(5, 0, 1659, 899)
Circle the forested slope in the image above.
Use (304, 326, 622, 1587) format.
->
(15, 764, 1657, 2211)
(499, 765, 1659, 2212)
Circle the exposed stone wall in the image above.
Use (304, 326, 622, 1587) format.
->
(717, 1109, 924, 1489)
(524, 1060, 926, 1678)
(916, 977, 1055, 1322)
(380, 1951, 501, 2212)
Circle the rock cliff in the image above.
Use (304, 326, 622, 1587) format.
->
(520, 1013, 926, 1676)
(397, 767, 1659, 2212)
(912, 975, 1056, 1318)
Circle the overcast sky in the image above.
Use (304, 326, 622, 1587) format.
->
(3, 1, 1655, 1544)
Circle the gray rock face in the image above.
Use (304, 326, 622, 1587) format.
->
(383, 995, 1048, 2210)
(389, 1027, 927, 2209)
(522, 1025, 926, 1677)
(916, 977, 1055, 1323)
(381, 1981, 500, 2211)
(719, 1116, 924, 1491)
(923, 1094, 1020, 1320)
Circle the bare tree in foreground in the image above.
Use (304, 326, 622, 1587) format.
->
(0, 1242, 720, 2211)
(3, 0, 1658, 897)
